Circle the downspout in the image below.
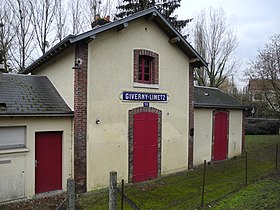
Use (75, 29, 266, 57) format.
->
(188, 62, 195, 169)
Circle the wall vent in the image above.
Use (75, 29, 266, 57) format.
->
(0, 103, 7, 111)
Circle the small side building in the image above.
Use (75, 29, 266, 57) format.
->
(193, 86, 245, 165)
(0, 73, 73, 202)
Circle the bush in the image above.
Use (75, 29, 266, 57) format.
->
(245, 118, 279, 135)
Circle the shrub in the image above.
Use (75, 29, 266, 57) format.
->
(245, 118, 279, 135)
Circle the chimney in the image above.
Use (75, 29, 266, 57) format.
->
(91, 14, 110, 28)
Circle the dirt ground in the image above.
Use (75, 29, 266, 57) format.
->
(0, 192, 84, 210)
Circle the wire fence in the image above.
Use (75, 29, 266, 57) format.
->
(110, 142, 279, 209)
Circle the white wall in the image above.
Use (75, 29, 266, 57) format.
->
(86, 18, 190, 189)
(0, 117, 73, 200)
(228, 110, 243, 158)
(193, 109, 213, 165)
(0, 154, 25, 202)
(33, 46, 75, 110)
(194, 108, 243, 166)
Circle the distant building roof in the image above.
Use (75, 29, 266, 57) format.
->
(194, 86, 245, 109)
(22, 7, 207, 74)
(248, 79, 276, 91)
(0, 73, 73, 116)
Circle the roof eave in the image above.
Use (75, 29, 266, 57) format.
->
(23, 7, 207, 73)
(0, 112, 74, 117)
(22, 35, 75, 74)
(194, 103, 247, 110)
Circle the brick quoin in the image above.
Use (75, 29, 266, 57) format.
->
(74, 41, 88, 193)
(188, 64, 194, 169)
(133, 49, 159, 84)
(128, 107, 162, 182)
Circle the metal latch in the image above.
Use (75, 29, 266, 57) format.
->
(35, 160, 39, 167)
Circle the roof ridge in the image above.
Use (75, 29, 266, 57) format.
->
(3, 73, 46, 78)
(195, 85, 219, 90)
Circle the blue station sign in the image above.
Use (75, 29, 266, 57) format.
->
(122, 91, 168, 102)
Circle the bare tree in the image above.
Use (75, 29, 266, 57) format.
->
(192, 8, 239, 87)
(246, 34, 280, 116)
(8, 0, 35, 72)
(0, 4, 16, 72)
(69, 0, 86, 35)
(54, 0, 68, 42)
(82, 0, 101, 28)
(29, 0, 58, 55)
(81, 0, 118, 30)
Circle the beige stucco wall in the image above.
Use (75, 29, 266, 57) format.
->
(0, 117, 73, 199)
(194, 108, 243, 166)
(87, 18, 190, 189)
(193, 109, 213, 165)
(228, 110, 243, 158)
(33, 46, 75, 110)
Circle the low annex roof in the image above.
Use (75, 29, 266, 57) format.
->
(23, 7, 207, 74)
(0, 73, 73, 116)
(194, 86, 246, 109)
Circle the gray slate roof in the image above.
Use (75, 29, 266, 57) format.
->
(194, 86, 245, 109)
(23, 7, 207, 74)
(0, 73, 73, 116)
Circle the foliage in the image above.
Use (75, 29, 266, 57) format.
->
(76, 135, 279, 209)
(245, 118, 279, 135)
(115, 0, 191, 31)
(191, 8, 239, 88)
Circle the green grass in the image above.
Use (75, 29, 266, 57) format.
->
(77, 135, 280, 209)
(212, 176, 280, 210)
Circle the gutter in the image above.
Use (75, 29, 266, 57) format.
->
(22, 8, 208, 74)
(0, 112, 74, 117)
(22, 35, 75, 74)
(194, 103, 249, 110)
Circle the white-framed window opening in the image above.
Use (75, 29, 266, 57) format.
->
(0, 127, 26, 150)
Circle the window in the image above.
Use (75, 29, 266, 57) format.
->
(138, 55, 153, 83)
(0, 127, 26, 150)
(134, 49, 159, 85)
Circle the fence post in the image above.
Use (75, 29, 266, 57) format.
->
(121, 179, 124, 210)
(245, 151, 248, 185)
(109, 171, 117, 210)
(67, 178, 75, 210)
(276, 143, 279, 172)
(201, 160, 206, 207)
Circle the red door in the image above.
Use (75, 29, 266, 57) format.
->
(35, 132, 62, 194)
(133, 112, 158, 183)
(213, 112, 228, 161)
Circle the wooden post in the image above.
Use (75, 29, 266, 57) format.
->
(201, 160, 206, 207)
(67, 178, 75, 210)
(245, 151, 248, 185)
(109, 171, 117, 210)
(121, 179, 124, 210)
(276, 143, 279, 172)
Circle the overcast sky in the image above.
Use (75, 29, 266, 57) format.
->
(175, 0, 280, 88)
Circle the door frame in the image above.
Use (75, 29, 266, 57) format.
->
(128, 107, 162, 183)
(212, 110, 229, 161)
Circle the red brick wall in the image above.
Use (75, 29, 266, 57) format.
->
(74, 41, 88, 193)
(188, 64, 194, 169)
(128, 107, 162, 182)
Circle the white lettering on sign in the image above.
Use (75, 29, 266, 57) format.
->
(122, 92, 168, 102)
